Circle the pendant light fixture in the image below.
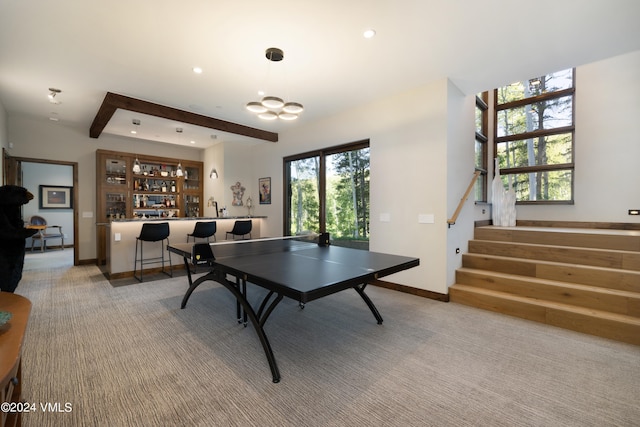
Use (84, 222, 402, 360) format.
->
(132, 157, 141, 174)
(131, 120, 143, 173)
(245, 47, 304, 121)
(175, 127, 184, 176)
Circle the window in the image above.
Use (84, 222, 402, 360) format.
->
(475, 92, 488, 202)
(284, 140, 370, 249)
(494, 69, 575, 203)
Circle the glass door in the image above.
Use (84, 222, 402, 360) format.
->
(284, 141, 370, 248)
(285, 156, 320, 235)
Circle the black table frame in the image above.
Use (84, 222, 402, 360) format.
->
(168, 239, 419, 383)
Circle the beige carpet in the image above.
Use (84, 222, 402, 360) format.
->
(11, 251, 640, 426)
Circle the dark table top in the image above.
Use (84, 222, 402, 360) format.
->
(169, 238, 419, 303)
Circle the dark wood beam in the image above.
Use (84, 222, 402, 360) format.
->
(89, 93, 118, 138)
(89, 92, 278, 142)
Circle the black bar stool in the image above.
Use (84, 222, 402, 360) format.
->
(226, 220, 252, 240)
(187, 221, 217, 243)
(134, 222, 172, 282)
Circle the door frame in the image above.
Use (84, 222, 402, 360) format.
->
(3, 149, 79, 266)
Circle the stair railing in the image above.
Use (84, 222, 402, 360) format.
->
(447, 171, 481, 228)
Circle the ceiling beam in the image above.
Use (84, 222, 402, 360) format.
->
(89, 92, 278, 142)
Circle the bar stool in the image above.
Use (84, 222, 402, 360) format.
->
(187, 221, 217, 243)
(134, 222, 172, 282)
(226, 220, 252, 240)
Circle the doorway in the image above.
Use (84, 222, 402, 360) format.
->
(3, 149, 79, 266)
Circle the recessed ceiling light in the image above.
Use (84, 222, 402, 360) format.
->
(363, 29, 376, 39)
(130, 130, 137, 134)
(190, 140, 195, 144)
(193, 67, 203, 74)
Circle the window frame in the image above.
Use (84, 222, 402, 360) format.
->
(493, 69, 576, 204)
(282, 139, 370, 235)
(475, 92, 489, 203)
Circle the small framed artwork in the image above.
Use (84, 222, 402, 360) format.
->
(39, 185, 73, 209)
(259, 177, 271, 204)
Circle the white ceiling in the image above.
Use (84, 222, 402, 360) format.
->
(1, 0, 639, 148)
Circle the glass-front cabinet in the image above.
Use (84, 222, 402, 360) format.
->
(100, 155, 130, 222)
(96, 149, 203, 265)
(183, 165, 202, 217)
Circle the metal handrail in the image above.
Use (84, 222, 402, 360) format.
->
(447, 171, 481, 227)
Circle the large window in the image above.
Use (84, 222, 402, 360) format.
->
(494, 68, 575, 203)
(475, 92, 489, 202)
(284, 140, 370, 248)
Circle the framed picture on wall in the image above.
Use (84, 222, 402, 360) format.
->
(259, 177, 271, 204)
(39, 185, 73, 209)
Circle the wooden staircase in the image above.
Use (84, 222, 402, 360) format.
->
(449, 226, 640, 345)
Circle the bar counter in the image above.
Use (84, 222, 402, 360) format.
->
(104, 216, 264, 278)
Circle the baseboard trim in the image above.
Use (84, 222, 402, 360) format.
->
(515, 220, 640, 230)
(370, 279, 449, 302)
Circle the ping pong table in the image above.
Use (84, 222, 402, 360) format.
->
(167, 235, 419, 382)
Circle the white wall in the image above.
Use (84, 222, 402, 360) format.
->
(446, 81, 476, 287)
(0, 103, 6, 145)
(202, 142, 224, 217)
(516, 50, 640, 224)
(0, 100, 7, 179)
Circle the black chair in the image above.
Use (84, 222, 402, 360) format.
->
(191, 243, 215, 268)
(134, 222, 172, 282)
(187, 221, 217, 243)
(225, 220, 252, 240)
(187, 221, 216, 273)
(29, 215, 64, 252)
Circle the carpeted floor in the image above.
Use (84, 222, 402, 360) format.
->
(11, 251, 640, 426)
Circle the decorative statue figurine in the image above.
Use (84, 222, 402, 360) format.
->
(0, 185, 38, 293)
(230, 181, 245, 206)
(246, 197, 253, 216)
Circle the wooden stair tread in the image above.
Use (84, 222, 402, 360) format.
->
(475, 226, 640, 252)
(480, 225, 640, 236)
(450, 284, 640, 325)
(462, 252, 640, 293)
(469, 239, 640, 271)
(463, 251, 640, 270)
(464, 251, 640, 272)
(456, 267, 640, 299)
(472, 238, 639, 255)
